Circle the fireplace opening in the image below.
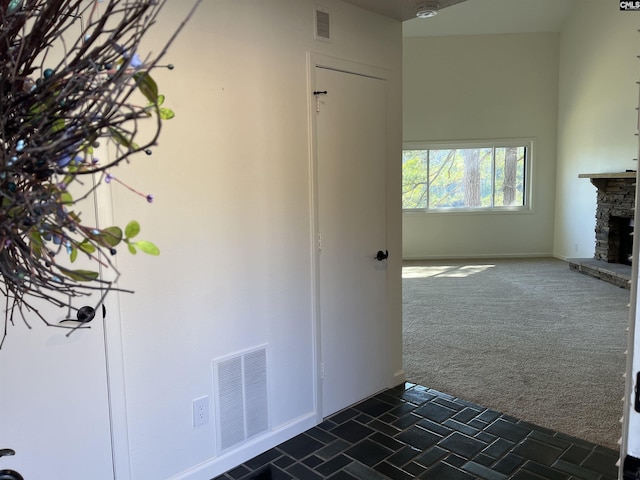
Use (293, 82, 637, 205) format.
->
(609, 216, 634, 265)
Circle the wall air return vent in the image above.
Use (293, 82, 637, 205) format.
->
(315, 6, 330, 41)
(213, 346, 269, 453)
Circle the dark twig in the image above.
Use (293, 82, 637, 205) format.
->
(0, 0, 200, 346)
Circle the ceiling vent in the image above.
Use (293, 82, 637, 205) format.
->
(315, 6, 330, 40)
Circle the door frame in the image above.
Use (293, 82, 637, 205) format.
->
(95, 185, 131, 479)
(87, 2, 131, 476)
(306, 52, 404, 423)
(620, 129, 640, 476)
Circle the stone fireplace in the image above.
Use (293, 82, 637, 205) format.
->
(570, 171, 636, 288)
(582, 172, 636, 264)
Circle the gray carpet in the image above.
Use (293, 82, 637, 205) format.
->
(402, 257, 629, 450)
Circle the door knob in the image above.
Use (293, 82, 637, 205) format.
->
(0, 471, 24, 480)
(375, 250, 389, 261)
(0, 450, 23, 480)
(60, 305, 95, 324)
(76, 305, 96, 323)
(60, 304, 106, 324)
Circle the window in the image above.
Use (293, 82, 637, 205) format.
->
(402, 140, 531, 211)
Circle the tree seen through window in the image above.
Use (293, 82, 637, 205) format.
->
(402, 143, 527, 210)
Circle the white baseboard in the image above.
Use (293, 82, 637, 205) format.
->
(402, 253, 553, 261)
(168, 412, 318, 480)
(392, 369, 406, 386)
(552, 253, 578, 262)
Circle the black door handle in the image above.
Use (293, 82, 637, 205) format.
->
(76, 305, 96, 323)
(0, 449, 24, 480)
(375, 250, 389, 261)
(0, 471, 23, 480)
(634, 372, 640, 413)
(0, 450, 14, 459)
(60, 304, 105, 325)
(0, 470, 24, 480)
(60, 305, 96, 324)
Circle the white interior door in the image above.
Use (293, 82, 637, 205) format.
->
(316, 65, 389, 417)
(0, 184, 114, 479)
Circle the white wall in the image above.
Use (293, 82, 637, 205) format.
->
(403, 33, 560, 259)
(107, 1, 402, 479)
(554, 1, 640, 260)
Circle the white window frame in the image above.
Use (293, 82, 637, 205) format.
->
(402, 138, 534, 214)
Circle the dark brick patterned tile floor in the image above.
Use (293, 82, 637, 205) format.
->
(213, 383, 619, 480)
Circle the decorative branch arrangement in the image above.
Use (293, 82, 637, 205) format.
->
(0, 0, 200, 347)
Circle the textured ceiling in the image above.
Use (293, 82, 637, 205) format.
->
(341, 0, 467, 22)
(341, 0, 576, 37)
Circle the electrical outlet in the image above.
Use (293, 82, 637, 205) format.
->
(192, 396, 209, 427)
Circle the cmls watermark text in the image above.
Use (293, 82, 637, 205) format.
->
(621, 1, 640, 10)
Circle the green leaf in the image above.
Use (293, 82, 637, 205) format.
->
(67, 211, 81, 223)
(159, 108, 175, 120)
(58, 267, 99, 282)
(108, 127, 139, 151)
(78, 240, 96, 255)
(102, 226, 123, 247)
(89, 226, 122, 248)
(29, 232, 43, 257)
(133, 240, 160, 256)
(125, 220, 141, 239)
(108, 127, 130, 147)
(157, 94, 165, 106)
(60, 192, 73, 205)
(127, 243, 137, 254)
(70, 246, 78, 262)
(134, 71, 159, 104)
(29, 231, 43, 246)
(29, 102, 46, 115)
(50, 118, 66, 133)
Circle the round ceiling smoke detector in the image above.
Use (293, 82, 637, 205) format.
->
(415, 1, 439, 18)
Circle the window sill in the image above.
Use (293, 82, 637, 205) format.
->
(403, 207, 533, 215)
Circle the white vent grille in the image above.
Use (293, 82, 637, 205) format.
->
(214, 346, 269, 453)
(315, 7, 330, 40)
